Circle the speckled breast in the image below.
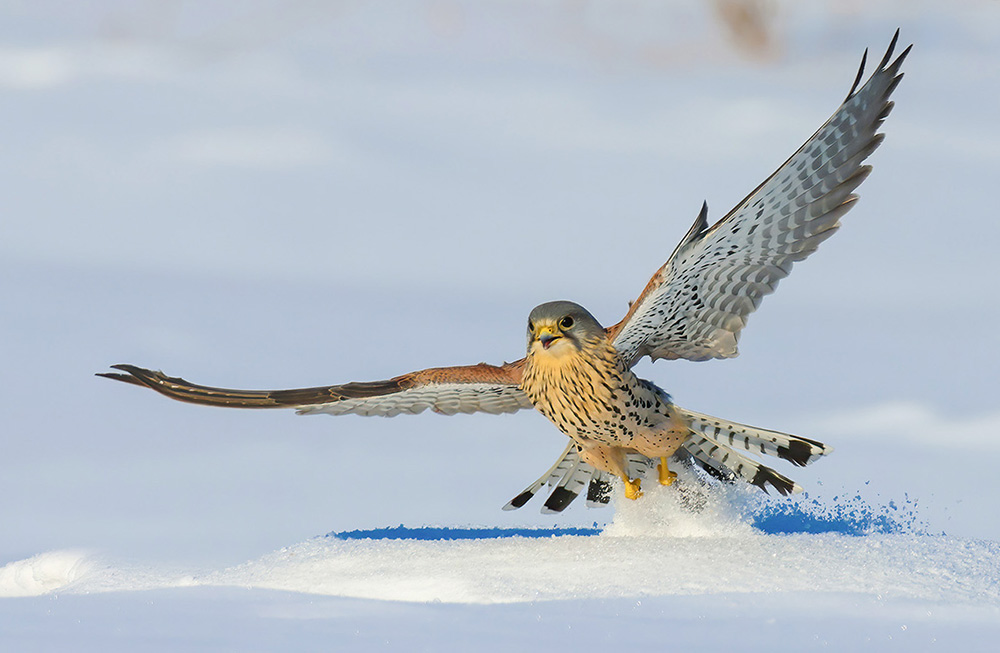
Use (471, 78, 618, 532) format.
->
(521, 338, 674, 448)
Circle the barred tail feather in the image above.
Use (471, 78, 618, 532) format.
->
(505, 406, 826, 509)
(586, 471, 613, 507)
(503, 444, 646, 512)
(682, 435, 803, 496)
(680, 408, 831, 467)
(541, 460, 594, 514)
(502, 441, 579, 511)
(504, 441, 597, 513)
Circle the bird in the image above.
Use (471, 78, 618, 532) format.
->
(101, 32, 910, 514)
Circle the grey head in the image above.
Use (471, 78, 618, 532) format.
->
(526, 300, 605, 353)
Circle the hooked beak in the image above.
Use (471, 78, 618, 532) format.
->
(536, 325, 561, 349)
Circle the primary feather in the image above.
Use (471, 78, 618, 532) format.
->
(609, 31, 910, 366)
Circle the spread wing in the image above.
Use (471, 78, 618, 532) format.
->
(100, 360, 531, 417)
(608, 31, 911, 366)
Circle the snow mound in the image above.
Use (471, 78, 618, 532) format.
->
(0, 550, 93, 597)
(199, 490, 994, 604)
(194, 489, 995, 604)
(207, 532, 999, 604)
(7, 489, 997, 606)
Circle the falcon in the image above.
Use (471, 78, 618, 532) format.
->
(101, 33, 910, 513)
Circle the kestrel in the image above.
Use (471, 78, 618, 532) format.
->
(102, 33, 909, 513)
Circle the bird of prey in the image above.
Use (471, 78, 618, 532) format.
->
(102, 32, 910, 514)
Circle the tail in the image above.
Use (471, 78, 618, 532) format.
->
(677, 407, 832, 496)
(503, 410, 832, 510)
(502, 442, 650, 513)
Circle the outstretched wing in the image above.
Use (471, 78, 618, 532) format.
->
(100, 360, 531, 417)
(608, 32, 911, 366)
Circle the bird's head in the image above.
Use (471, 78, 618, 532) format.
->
(526, 301, 604, 359)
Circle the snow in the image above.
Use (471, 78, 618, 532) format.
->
(5, 483, 998, 604)
(3, 490, 1000, 650)
(0, 551, 94, 598)
(2, 589, 995, 653)
(3, 486, 1000, 649)
(3, 0, 1000, 650)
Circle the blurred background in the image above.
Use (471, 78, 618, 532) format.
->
(2, 0, 999, 567)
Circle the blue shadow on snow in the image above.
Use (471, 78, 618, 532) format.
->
(747, 494, 923, 536)
(326, 494, 923, 541)
(329, 525, 602, 541)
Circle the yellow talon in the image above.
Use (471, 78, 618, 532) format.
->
(624, 477, 643, 500)
(658, 457, 678, 486)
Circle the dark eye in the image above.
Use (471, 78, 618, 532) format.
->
(560, 316, 574, 329)
(527, 321, 534, 332)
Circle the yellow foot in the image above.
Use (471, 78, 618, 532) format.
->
(658, 457, 678, 486)
(624, 477, 643, 500)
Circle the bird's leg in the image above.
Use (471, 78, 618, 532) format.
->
(579, 443, 644, 500)
(623, 475, 643, 500)
(658, 457, 677, 486)
(615, 448, 642, 500)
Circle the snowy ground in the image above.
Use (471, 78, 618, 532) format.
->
(3, 1, 1000, 650)
(3, 488, 1000, 650)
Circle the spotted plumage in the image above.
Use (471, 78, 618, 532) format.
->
(100, 33, 909, 513)
(520, 301, 688, 486)
(515, 300, 826, 498)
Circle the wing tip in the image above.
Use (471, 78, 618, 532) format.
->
(96, 369, 147, 387)
(847, 29, 912, 102)
(846, 46, 869, 100)
(98, 363, 290, 408)
(99, 364, 161, 387)
(878, 28, 901, 70)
